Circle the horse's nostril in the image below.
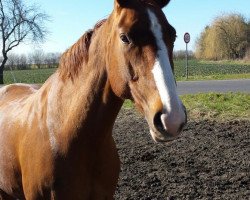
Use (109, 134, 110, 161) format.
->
(153, 112, 165, 133)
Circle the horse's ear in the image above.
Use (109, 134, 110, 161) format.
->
(154, 0, 171, 8)
(115, 0, 130, 8)
(115, 0, 170, 8)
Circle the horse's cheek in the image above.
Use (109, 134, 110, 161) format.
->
(108, 72, 128, 99)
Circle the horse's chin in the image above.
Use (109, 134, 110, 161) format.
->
(149, 129, 178, 143)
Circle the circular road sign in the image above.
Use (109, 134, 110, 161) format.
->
(184, 32, 190, 43)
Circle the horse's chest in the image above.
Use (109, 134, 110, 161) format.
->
(51, 138, 120, 198)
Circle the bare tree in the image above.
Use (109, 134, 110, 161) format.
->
(44, 52, 61, 68)
(173, 50, 194, 60)
(0, 0, 48, 84)
(6, 53, 17, 69)
(31, 49, 44, 69)
(17, 54, 27, 70)
(214, 14, 248, 59)
(196, 13, 249, 60)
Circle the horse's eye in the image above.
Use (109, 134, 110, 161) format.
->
(120, 33, 131, 44)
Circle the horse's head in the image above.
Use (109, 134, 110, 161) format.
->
(105, 0, 187, 142)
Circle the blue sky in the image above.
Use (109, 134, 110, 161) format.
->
(14, 0, 250, 54)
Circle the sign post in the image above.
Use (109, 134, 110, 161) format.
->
(184, 32, 190, 79)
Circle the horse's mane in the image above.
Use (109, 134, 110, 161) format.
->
(58, 19, 107, 80)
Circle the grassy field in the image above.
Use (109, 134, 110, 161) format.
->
(174, 59, 250, 80)
(123, 93, 250, 121)
(181, 92, 250, 121)
(3, 59, 250, 84)
(3, 68, 57, 84)
(2, 64, 249, 121)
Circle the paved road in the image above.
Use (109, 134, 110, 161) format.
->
(0, 79, 250, 95)
(177, 79, 250, 95)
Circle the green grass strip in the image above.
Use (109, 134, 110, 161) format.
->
(123, 93, 250, 121)
(181, 92, 250, 121)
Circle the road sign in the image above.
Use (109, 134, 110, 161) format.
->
(184, 32, 190, 44)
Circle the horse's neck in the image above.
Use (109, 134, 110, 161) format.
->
(41, 31, 123, 153)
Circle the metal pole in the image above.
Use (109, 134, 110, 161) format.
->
(186, 43, 188, 80)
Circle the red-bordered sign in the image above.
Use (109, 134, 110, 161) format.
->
(184, 32, 190, 44)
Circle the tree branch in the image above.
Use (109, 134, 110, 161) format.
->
(0, 0, 49, 76)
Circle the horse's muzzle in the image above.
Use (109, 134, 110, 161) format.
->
(151, 105, 187, 142)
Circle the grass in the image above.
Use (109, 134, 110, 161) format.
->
(3, 68, 57, 84)
(3, 61, 249, 121)
(177, 73, 250, 81)
(174, 59, 250, 81)
(181, 93, 250, 121)
(123, 100, 134, 109)
(2, 59, 250, 84)
(122, 93, 250, 121)
(199, 59, 250, 65)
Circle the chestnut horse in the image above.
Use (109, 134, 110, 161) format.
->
(0, 0, 186, 199)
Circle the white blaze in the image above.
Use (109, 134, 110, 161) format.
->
(147, 9, 185, 130)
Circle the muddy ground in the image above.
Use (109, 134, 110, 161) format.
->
(113, 109, 250, 200)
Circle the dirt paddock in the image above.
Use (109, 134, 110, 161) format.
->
(113, 109, 250, 200)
